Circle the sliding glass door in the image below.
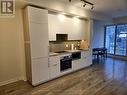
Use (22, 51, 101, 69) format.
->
(116, 24, 127, 56)
(105, 24, 127, 56)
(105, 26, 116, 54)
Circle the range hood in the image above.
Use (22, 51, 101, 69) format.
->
(56, 34, 68, 42)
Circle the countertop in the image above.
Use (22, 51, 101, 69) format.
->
(49, 49, 90, 57)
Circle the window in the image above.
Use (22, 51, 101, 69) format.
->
(105, 24, 127, 56)
(105, 26, 116, 54)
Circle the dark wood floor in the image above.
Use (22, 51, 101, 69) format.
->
(0, 58, 127, 95)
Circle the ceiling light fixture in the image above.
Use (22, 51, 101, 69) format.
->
(83, 3, 86, 7)
(69, 0, 71, 2)
(91, 5, 94, 10)
(69, 0, 94, 10)
(75, 16, 80, 18)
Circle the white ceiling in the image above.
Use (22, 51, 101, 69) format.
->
(59, 0, 127, 18)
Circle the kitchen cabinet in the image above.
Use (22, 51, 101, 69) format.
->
(49, 56, 60, 79)
(28, 6, 48, 23)
(32, 58, 50, 86)
(48, 14, 56, 41)
(69, 19, 86, 40)
(72, 50, 91, 70)
(72, 59, 81, 70)
(85, 50, 92, 66)
(48, 13, 86, 41)
(29, 22, 49, 58)
(81, 50, 92, 67)
(24, 6, 50, 86)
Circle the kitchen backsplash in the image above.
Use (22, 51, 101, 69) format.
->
(49, 40, 81, 52)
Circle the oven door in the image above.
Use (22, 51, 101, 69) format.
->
(60, 58, 72, 72)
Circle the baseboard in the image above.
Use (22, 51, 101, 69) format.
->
(0, 76, 27, 86)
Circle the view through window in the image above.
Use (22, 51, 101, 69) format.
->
(105, 24, 127, 56)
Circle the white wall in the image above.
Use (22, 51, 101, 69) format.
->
(92, 20, 112, 48)
(0, 8, 26, 86)
(113, 16, 127, 24)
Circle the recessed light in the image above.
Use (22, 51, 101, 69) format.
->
(58, 14, 66, 21)
(75, 16, 80, 18)
(61, 13, 66, 15)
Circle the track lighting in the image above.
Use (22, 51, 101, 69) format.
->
(91, 5, 94, 10)
(68, 0, 94, 10)
(83, 3, 86, 7)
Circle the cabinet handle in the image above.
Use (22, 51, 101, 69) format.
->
(48, 58, 50, 67)
(48, 46, 49, 56)
(53, 64, 57, 66)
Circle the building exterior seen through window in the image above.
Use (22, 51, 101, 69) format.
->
(105, 24, 127, 56)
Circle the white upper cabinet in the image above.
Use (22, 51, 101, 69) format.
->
(29, 22, 49, 58)
(71, 19, 86, 40)
(48, 14, 86, 41)
(27, 6, 49, 58)
(48, 14, 57, 41)
(28, 6, 48, 23)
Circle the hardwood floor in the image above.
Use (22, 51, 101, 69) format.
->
(0, 58, 127, 95)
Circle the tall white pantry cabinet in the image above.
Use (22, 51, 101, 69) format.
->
(24, 6, 49, 86)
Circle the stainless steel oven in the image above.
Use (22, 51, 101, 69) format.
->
(60, 55, 72, 72)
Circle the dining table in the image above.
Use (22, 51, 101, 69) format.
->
(92, 47, 107, 60)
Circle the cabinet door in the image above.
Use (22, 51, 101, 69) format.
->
(29, 22, 49, 58)
(85, 51, 92, 66)
(82, 51, 92, 67)
(28, 6, 48, 23)
(50, 64, 60, 79)
(49, 56, 60, 79)
(81, 51, 86, 59)
(32, 58, 49, 86)
(69, 19, 86, 40)
(48, 14, 56, 41)
(80, 59, 87, 68)
(72, 60, 80, 70)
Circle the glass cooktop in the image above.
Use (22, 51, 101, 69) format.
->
(55, 51, 68, 53)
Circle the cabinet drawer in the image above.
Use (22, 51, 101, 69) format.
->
(49, 56, 60, 66)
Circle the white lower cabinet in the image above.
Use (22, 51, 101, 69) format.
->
(31, 51, 91, 86)
(72, 60, 81, 70)
(49, 56, 60, 79)
(81, 51, 92, 66)
(32, 58, 50, 86)
(72, 59, 85, 71)
(72, 50, 92, 71)
(80, 59, 88, 67)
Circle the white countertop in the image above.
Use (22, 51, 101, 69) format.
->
(49, 49, 90, 57)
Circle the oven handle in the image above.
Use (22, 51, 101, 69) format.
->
(61, 58, 72, 62)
